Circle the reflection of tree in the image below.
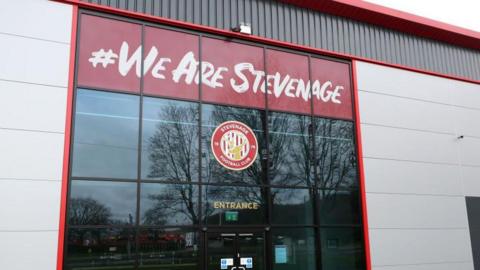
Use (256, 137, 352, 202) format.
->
(147, 103, 198, 182)
(315, 119, 356, 189)
(143, 184, 199, 225)
(269, 113, 313, 187)
(68, 198, 112, 225)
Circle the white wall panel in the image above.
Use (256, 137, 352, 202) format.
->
(358, 90, 456, 134)
(459, 137, 480, 167)
(0, 231, 58, 270)
(462, 166, 480, 197)
(0, 0, 72, 43)
(373, 262, 473, 270)
(450, 80, 480, 110)
(356, 61, 454, 104)
(0, 80, 67, 133)
(361, 124, 459, 164)
(369, 228, 473, 266)
(367, 193, 468, 229)
(0, 180, 61, 231)
(0, 34, 69, 87)
(0, 129, 64, 181)
(454, 107, 480, 138)
(363, 158, 462, 196)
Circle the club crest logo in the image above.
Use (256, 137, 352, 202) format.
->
(211, 121, 258, 171)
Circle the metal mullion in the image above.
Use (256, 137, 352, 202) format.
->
(198, 32, 206, 270)
(309, 54, 323, 270)
(133, 22, 146, 270)
(71, 176, 137, 182)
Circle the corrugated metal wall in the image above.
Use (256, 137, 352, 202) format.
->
(82, 0, 480, 81)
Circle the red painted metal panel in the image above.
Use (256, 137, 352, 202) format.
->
(77, 14, 142, 92)
(143, 26, 199, 100)
(57, 4, 78, 270)
(266, 49, 310, 115)
(311, 57, 353, 119)
(201, 37, 265, 109)
(352, 60, 372, 270)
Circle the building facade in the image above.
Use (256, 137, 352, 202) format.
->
(0, 1, 479, 270)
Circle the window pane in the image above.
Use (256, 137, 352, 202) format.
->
(72, 89, 139, 179)
(320, 227, 365, 270)
(314, 118, 358, 189)
(269, 112, 313, 187)
(271, 228, 316, 270)
(65, 228, 136, 270)
(68, 180, 137, 225)
(203, 185, 266, 225)
(138, 228, 200, 270)
(318, 189, 361, 225)
(142, 98, 199, 182)
(140, 183, 199, 226)
(271, 188, 314, 225)
(202, 104, 266, 185)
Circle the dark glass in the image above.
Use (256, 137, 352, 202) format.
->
(269, 112, 313, 187)
(314, 118, 358, 189)
(318, 189, 361, 225)
(271, 228, 316, 270)
(140, 183, 200, 225)
(206, 233, 236, 270)
(237, 233, 265, 270)
(65, 228, 136, 270)
(72, 89, 139, 179)
(202, 104, 266, 185)
(142, 98, 199, 182)
(271, 188, 314, 224)
(206, 232, 265, 270)
(203, 185, 266, 225)
(68, 180, 137, 225)
(320, 227, 366, 270)
(466, 196, 480, 269)
(138, 228, 200, 270)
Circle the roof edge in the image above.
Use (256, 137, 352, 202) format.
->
(280, 0, 480, 51)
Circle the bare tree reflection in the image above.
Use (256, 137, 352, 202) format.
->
(68, 198, 112, 225)
(143, 184, 199, 225)
(315, 119, 356, 190)
(147, 103, 199, 182)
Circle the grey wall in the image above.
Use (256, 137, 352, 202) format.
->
(81, 0, 480, 81)
(356, 60, 480, 270)
(0, 0, 72, 269)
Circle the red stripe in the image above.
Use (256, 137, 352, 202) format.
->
(56, 3, 78, 270)
(352, 60, 372, 270)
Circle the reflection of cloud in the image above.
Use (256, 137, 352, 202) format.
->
(72, 181, 137, 224)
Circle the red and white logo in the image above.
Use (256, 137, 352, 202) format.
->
(211, 121, 258, 171)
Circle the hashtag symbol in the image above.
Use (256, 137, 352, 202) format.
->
(88, 48, 118, 68)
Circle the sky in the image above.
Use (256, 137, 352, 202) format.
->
(363, 0, 480, 32)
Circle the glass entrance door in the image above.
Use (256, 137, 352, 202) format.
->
(206, 231, 265, 270)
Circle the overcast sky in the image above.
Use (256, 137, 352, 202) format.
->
(364, 0, 480, 32)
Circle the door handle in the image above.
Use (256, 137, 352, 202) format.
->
(238, 267, 246, 270)
(231, 267, 237, 270)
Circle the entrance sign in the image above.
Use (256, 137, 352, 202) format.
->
(77, 15, 354, 119)
(214, 201, 260, 210)
(211, 121, 258, 171)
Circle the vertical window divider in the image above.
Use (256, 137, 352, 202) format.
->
(263, 45, 272, 270)
(134, 23, 146, 270)
(198, 33, 206, 270)
(309, 54, 324, 270)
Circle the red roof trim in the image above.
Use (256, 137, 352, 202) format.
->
(281, 0, 480, 50)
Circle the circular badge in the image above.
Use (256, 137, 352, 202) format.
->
(211, 121, 258, 171)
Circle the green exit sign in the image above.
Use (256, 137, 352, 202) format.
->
(225, 211, 239, 221)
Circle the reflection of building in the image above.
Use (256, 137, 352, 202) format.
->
(3, 1, 480, 270)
